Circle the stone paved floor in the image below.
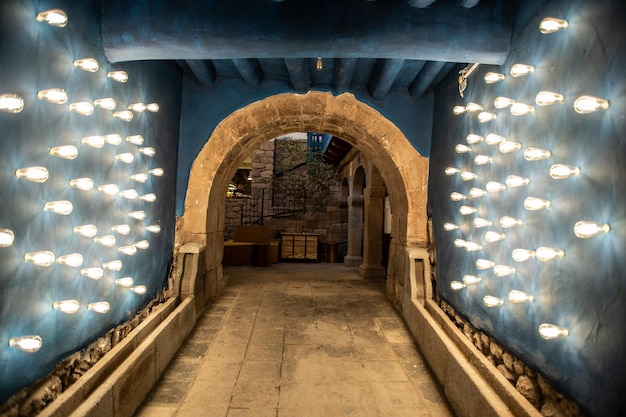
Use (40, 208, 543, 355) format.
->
(134, 263, 456, 417)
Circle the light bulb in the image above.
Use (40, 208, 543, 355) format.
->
(573, 95, 609, 114)
(134, 240, 150, 250)
(484, 72, 505, 84)
(0, 94, 24, 113)
(459, 206, 477, 215)
(111, 225, 131, 235)
(126, 135, 144, 145)
(486, 181, 506, 192)
(97, 184, 119, 195)
(130, 173, 149, 183)
(118, 245, 138, 255)
(498, 140, 522, 153)
(102, 134, 122, 145)
(485, 133, 506, 145)
(512, 248, 535, 262)
(450, 192, 466, 201)
(119, 189, 139, 200)
(14, 166, 49, 183)
(43, 200, 73, 215)
(128, 103, 146, 112)
(574, 221, 610, 239)
(464, 241, 483, 252)
(475, 259, 495, 270)
(24, 251, 55, 267)
(506, 175, 530, 187)
(550, 164, 580, 179)
(524, 147, 551, 161)
(316, 57, 323, 71)
(444, 167, 461, 176)
(81, 135, 104, 148)
(510, 64, 534, 77)
(474, 155, 493, 165)
(469, 188, 487, 199)
(510, 103, 535, 116)
(130, 285, 147, 294)
(69, 102, 94, 115)
(93, 98, 116, 110)
(139, 147, 156, 157)
(477, 112, 497, 123)
(8, 336, 42, 352)
(460, 171, 478, 181)
(69, 177, 94, 191)
(115, 277, 134, 287)
(149, 168, 164, 176)
(454, 239, 467, 248)
(539, 17, 569, 34)
(455, 144, 472, 154)
(494, 265, 516, 277)
(483, 295, 504, 307)
(49, 145, 78, 160)
(508, 290, 534, 303)
(453, 106, 467, 115)
(113, 110, 133, 121)
(115, 153, 135, 163)
(472, 218, 492, 228)
(500, 216, 522, 228)
(443, 222, 459, 231)
(535, 91, 564, 106)
(536, 246, 565, 262)
(538, 323, 568, 340)
(463, 275, 482, 285)
(524, 197, 550, 211)
(56, 253, 83, 267)
(107, 71, 128, 83)
(145, 225, 161, 233)
(73, 58, 98, 72)
(140, 193, 157, 203)
(146, 103, 160, 112)
(466, 102, 484, 113)
(93, 235, 116, 247)
(73, 224, 97, 238)
(36, 8, 68, 27)
(52, 300, 80, 314)
(484, 231, 505, 243)
(0, 228, 15, 247)
(494, 97, 515, 109)
(129, 211, 147, 220)
(87, 302, 110, 314)
(37, 88, 67, 104)
(102, 260, 123, 271)
(450, 281, 466, 290)
(80, 267, 104, 280)
(466, 134, 484, 144)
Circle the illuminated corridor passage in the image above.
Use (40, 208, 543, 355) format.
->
(134, 263, 455, 417)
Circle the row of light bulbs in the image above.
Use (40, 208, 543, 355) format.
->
(444, 16, 610, 341)
(1, 8, 163, 353)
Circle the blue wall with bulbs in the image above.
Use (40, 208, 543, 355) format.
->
(0, 0, 181, 402)
(429, 1, 626, 416)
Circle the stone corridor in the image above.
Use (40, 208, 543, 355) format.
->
(134, 263, 455, 417)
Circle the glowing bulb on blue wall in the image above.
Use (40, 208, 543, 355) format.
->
(484, 231, 505, 243)
(130, 285, 148, 294)
(0, 228, 15, 247)
(93, 98, 116, 110)
(50, 145, 78, 160)
(0, 94, 24, 113)
(453, 106, 467, 115)
(69, 178, 94, 191)
(510, 103, 535, 116)
(93, 235, 116, 247)
(499, 141, 522, 153)
(115, 153, 135, 163)
(508, 290, 534, 303)
(74, 224, 97, 238)
(119, 189, 139, 200)
(128, 103, 146, 113)
(443, 223, 459, 231)
(44, 200, 73, 215)
(494, 97, 515, 109)
(102, 260, 123, 271)
(485, 133, 505, 145)
(512, 249, 535, 262)
(140, 193, 157, 203)
(484, 72, 505, 84)
(73, 58, 99, 72)
(455, 144, 471, 154)
(113, 110, 133, 121)
(450, 281, 466, 290)
(469, 188, 487, 199)
(573, 95, 609, 114)
(494, 265, 516, 277)
(486, 182, 506, 192)
(472, 218, 492, 228)
(538, 323, 568, 340)
(500, 216, 522, 228)
(118, 245, 138, 255)
(107, 71, 128, 83)
(130, 173, 148, 183)
(539, 17, 568, 34)
(81, 135, 104, 148)
(97, 184, 119, 195)
(574, 221, 610, 238)
(464, 241, 483, 252)
(466, 102, 483, 112)
(145, 225, 161, 234)
(146, 103, 160, 112)
(524, 147, 551, 161)
(102, 134, 122, 145)
(466, 134, 483, 144)
(126, 135, 144, 145)
(454, 239, 466, 248)
(140, 147, 157, 157)
(483, 295, 504, 307)
(524, 197, 550, 211)
(37, 88, 68, 104)
(535, 91, 565, 106)
(459, 206, 477, 215)
(81, 267, 104, 280)
(478, 112, 497, 123)
(115, 277, 134, 287)
(460, 171, 477, 181)
(506, 175, 530, 187)
(14, 166, 49, 183)
(56, 253, 83, 267)
(445, 167, 460, 176)
(8, 336, 42, 352)
(536, 247, 565, 262)
(129, 211, 147, 220)
(111, 224, 131, 235)
(52, 300, 80, 314)
(510, 64, 534, 77)
(550, 164, 580, 179)
(24, 251, 55, 267)
(474, 155, 493, 165)
(87, 302, 110, 314)
(149, 168, 164, 176)
(134, 240, 150, 250)
(476, 259, 495, 270)
(463, 275, 482, 285)
(36, 9, 68, 27)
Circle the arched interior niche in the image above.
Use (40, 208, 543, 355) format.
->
(178, 91, 429, 297)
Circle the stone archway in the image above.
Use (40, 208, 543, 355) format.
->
(177, 91, 429, 300)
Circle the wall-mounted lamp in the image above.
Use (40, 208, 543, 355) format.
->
(145, 225, 161, 233)
(139, 147, 156, 157)
(500, 216, 522, 228)
(118, 246, 138, 256)
(486, 181, 506, 193)
(536, 246, 565, 262)
(56, 253, 83, 267)
(43, 200, 73, 215)
(484, 231, 506, 243)
(549, 164, 580, 179)
(316, 57, 323, 72)
(87, 302, 110, 314)
(52, 300, 80, 314)
(81, 135, 104, 148)
(483, 72, 505, 84)
(443, 222, 459, 231)
(102, 260, 123, 271)
(81, 267, 104, 280)
(510, 103, 535, 116)
(535, 91, 565, 106)
(463, 274, 482, 285)
(94, 98, 116, 110)
(573, 95, 610, 114)
(494, 97, 515, 109)
(450, 281, 467, 290)
(50, 145, 78, 160)
(128, 211, 147, 220)
(115, 277, 134, 287)
(14, 166, 49, 183)
(107, 71, 128, 83)
(73, 224, 97, 238)
(73, 58, 99, 73)
(510, 64, 534, 78)
(69, 102, 94, 116)
(24, 251, 55, 267)
(103, 134, 122, 145)
(493, 265, 516, 277)
(573, 221, 610, 239)
(524, 197, 551, 211)
(469, 188, 487, 199)
(8, 336, 43, 352)
(509, 290, 534, 303)
(126, 135, 144, 145)
(119, 189, 139, 200)
(93, 235, 116, 247)
(539, 17, 569, 34)
(145, 103, 160, 112)
(130, 285, 147, 295)
(483, 295, 504, 307)
(476, 259, 495, 270)
(499, 140, 522, 153)
(140, 193, 157, 203)
(524, 147, 552, 161)
(0, 228, 15, 247)
(97, 184, 119, 195)
(477, 112, 497, 123)
(0, 94, 24, 113)
(37, 88, 67, 104)
(149, 168, 164, 176)
(111, 224, 131, 235)
(134, 240, 150, 250)
(512, 248, 536, 262)
(473, 218, 492, 228)
(115, 153, 135, 164)
(538, 323, 568, 340)
(36, 9, 68, 27)
(506, 175, 530, 187)
(112, 110, 133, 121)
(128, 103, 146, 113)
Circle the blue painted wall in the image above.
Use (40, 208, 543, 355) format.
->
(0, 0, 181, 402)
(429, 1, 626, 416)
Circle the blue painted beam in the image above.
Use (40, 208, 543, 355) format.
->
(185, 60, 216, 87)
(101, 0, 512, 64)
(368, 59, 406, 100)
(409, 61, 447, 98)
(284, 58, 310, 92)
(333, 58, 357, 92)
